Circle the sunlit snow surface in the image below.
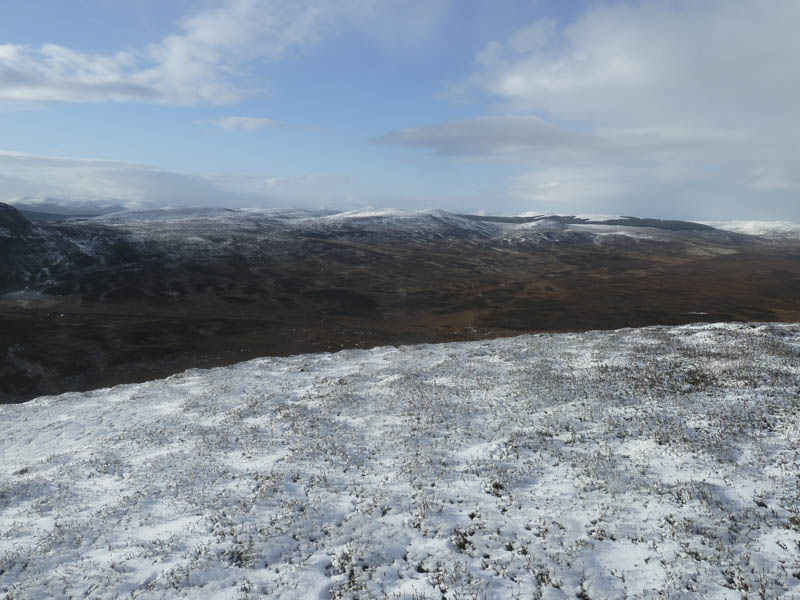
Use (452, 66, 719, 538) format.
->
(2, 323, 799, 599)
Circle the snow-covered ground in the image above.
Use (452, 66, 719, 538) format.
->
(2, 323, 799, 599)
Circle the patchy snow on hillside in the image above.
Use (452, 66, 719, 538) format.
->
(316, 209, 502, 238)
(1, 323, 799, 599)
(79, 207, 503, 248)
(566, 223, 676, 241)
(703, 220, 800, 240)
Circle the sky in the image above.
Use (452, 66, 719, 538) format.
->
(1, 0, 799, 220)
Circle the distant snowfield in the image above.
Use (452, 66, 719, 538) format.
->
(2, 323, 799, 599)
(702, 220, 800, 239)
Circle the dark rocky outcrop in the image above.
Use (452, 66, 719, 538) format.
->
(0, 202, 33, 237)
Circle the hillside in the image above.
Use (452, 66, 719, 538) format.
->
(1, 323, 799, 598)
(3, 203, 800, 403)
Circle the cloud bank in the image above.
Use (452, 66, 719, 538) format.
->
(380, 1, 800, 219)
(0, 150, 360, 211)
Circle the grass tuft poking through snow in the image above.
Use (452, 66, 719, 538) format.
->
(1, 323, 800, 598)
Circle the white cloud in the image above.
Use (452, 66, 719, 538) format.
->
(0, 150, 361, 210)
(463, 1, 800, 129)
(0, 43, 155, 104)
(0, 0, 452, 106)
(379, 1, 800, 219)
(378, 114, 800, 218)
(0, 1, 342, 105)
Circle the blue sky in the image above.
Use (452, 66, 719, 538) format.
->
(1, 0, 799, 219)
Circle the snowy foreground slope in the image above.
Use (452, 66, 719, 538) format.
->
(2, 324, 800, 599)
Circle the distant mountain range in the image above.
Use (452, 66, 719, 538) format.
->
(10, 197, 129, 220)
(2, 202, 799, 402)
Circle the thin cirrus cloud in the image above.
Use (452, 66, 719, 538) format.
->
(379, 0, 800, 219)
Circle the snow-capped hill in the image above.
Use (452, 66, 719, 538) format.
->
(313, 208, 503, 239)
(2, 323, 798, 598)
(67, 206, 762, 250)
(82, 208, 288, 249)
(512, 218, 568, 231)
(456, 213, 726, 246)
(0, 202, 777, 312)
(703, 220, 800, 240)
(79, 207, 502, 246)
(566, 222, 686, 242)
(242, 207, 340, 220)
(572, 213, 625, 222)
(500, 215, 762, 250)
(92, 207, 242, 224)
(518, 212, 626, 222)
(319, 207, 421, 220)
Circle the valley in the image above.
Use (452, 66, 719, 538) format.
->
(2, 204, 800, 402)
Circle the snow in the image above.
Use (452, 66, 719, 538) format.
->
(566, 223, 674, 241)
(516, 213, 625, 221)
(94, 207, 339, 225)
(498, 219, 676, 244)
(320, 208, 423, 220)
(41, 208, 792, 259)
(2, 323, 800, 598)
(572, 214, 625, 222)
(94, 207, 244, 224)
(507, 219, 567, 232)
(703, 220, 800, 239)
(315, 208, 502, 238)
(78, 207, 503, 249)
